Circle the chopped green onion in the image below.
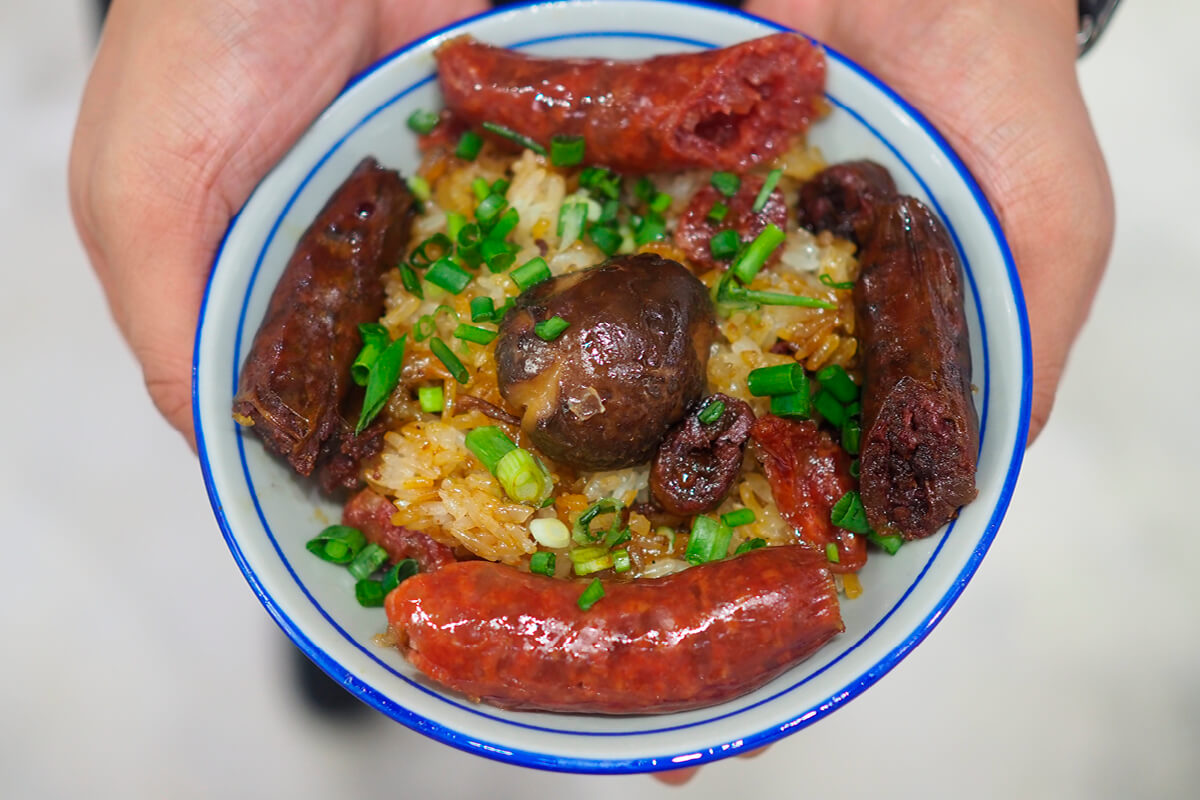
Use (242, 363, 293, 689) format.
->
(414, 307, 456, 342)
(496, 448, 553, 505)
(747, 363, 806, 396)
(399, 262, 423, 299)
(530, 518, 571, 549)
(867, 531, 903, 555)
(511, 257, 551, 291)
(348, 542, 388, 580)
(534, 316, 570, 341)
(410, 233, 452, 267)
(572, 551, 614, 576)
(406, 108, 439, 134)
(418, 384, 444, 413)
(612, 549, 632, 573)
(770, 389, 812, 419)
(550, 135, 585, 166)
(601, 525, 631, 549)
(589, 225, 622, 256)
(844, 400, 861, 418)
(698, 399, 726, 425)
(557, 201, 588, 248)
(731, 223, 786, 284)
(842, 418, 862, 455)
(480, 239, 517, 273)
(752, 168, 783, 214)
(469, 296, 496, 322)
(455, 130, 483, 160)
(649, 191, 672, 214)
(819, 273, 855, 290)
(481, 121, 547, 155)
(634, 213, 666, 246)
(816, 364, 859, 404)
(658, 526, 678, 551)
(456, 221, 483, 250)
(471, 177, 491, 201)
(305, 525, 367, 564)
(580, 166, 621, 199)
(721, 508, 757, 528)
(429, 337, 469, 384)
(355, 579, 386, 607)
(830, 490, 871, 534)
(475, 192, 507, 228)
(570, 546, 609, 564)
(634, 177, 655, 203)
(351, 323, 390, 387)
(572, 498, 623, 545)
(684, 515, 733, 565)
(598, 198, 620, 225)
(491, 178, 511, 196)
(813, 390, 846, 429)
(734, 537, 768, 555)
(530, 551, 556, 576)
(711, 171, 740, 197)
(577, 578, 605, 611)
(406, 175, 431, 203)
(381, 559, 419, 594)
(825, 542, 840, 564)
(849, 459, 861, 479)
(709, 229, 741, 261)
(357, 334, 406, 433)
(729, 287, 838, 310)
(464, 426, 516, 473)
(707, 201, 729, 224)
(425, 258, 473, 294)
(444, 213, 467, 244)
(454, 323, 498, 346)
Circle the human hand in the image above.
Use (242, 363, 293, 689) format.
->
(69, 0, 487, 447)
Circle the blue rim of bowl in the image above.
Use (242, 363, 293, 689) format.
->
(193, 0, 1032, 774)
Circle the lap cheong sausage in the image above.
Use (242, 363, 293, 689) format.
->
(385, 546, 843, 714)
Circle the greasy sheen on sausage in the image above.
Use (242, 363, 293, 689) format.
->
(435, 34, 825, 174)
(232, 158, 415, 478)
(385, 546, 843, 714)
(854, 198, 978, 539)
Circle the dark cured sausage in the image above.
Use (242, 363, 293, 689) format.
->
(795, 160, 898, 248)
(385, 546, 843, 714)
(342, 488, 457, 573)
(435, 34, 825, 174)
(854, 198, 978, 539)
(232, 158, 415, 479)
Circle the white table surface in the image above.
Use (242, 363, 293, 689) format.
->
(2, 1, 1197, 797)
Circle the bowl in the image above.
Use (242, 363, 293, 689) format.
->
(193, 0, 1031, 774)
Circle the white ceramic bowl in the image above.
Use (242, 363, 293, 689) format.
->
(193, 0, 1031, 774)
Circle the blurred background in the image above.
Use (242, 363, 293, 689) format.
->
(2, 1, 1198, 797)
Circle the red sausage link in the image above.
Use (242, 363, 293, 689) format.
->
(385, 546, 843, 714)
(435, 34, 825, 174)
(854, 198, 978, 539)
(232, 158, 415, 480)
(342, 488, 457, 572)
(750, 415, 866, 572)
(675, 173, 788, 271)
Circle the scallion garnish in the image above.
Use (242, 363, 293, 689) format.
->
(480, 238, 517, 273)
(684, 515, 733, 565)
(464, 426, 517, 473)
(445, 213, 466, 244)
(511, 257, 551, 291)
(454, 323, 498, 346)
(409, 233, 452, 268)
(381, 559, 419, 594)
(348, 542, 388, 580)
(418, 384, 444, 413)
(406, 175, 431, 203)
(399, 262, 423, 299)
(816, 364, 859, 404)
(634, 177, 655, 203)
(707, 201, 729, 224)
(825, 542, 840, 564)
(752, 168, 782, 214)
(698, 398, 726, 425)
(475, 192, 507, 229)
(557, 201, 588, 248)
(355, 579, 386, 607)
(819, 273, 855, 290)
(572, 498, 623, 545)
(867, 531, 903, 555)
(813, 390, 846, 429)
(849, 459, 861, 479)
(612, 549, 632, 573)
(747, 363, 806, 396)
(471, 177, 491, 202)
(589, 225, 622, 256)
(709, 229, 740, 261)
(481, 121, 548, 155)
(734, 537, 767, 555)
(469, 296, 496, 322)
(579, 166, 621, 200)
(356, 334, 406, 433)
(534, 316, 569, 341)
(429, 337, 469, 384)
(495, 448, 553, 505)
(731, 223, 786, 284)
(842, 418, 862, 455)
(491, 177, 511, 196)
(487, 207, 519, 241)
(711, 171, 740, 197)
(572, 549, 613, 576)
(351, 323, 390, 387)
(530, 551, 556, 576)
(305, 525, 367, 564)
(550, 135, 585, 166)
(729, 287, 837, 310)
(455, 130, 484, 161)
(721, 508, 756, 528)
(770, 389, 812, 419)
(425, 258, 473, 295)
(634, 213, 666, 246)
(406, 108, 439, 135)
(577, 578, 605, 611)
(830, 490, 871, 534)
(650, 191, 672, 214)
(598, 198, 619, 225)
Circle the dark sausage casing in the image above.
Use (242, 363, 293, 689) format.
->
(854, 198, 978, 539)
(232, 158, 415, 477)
(386, 546, 843, 714)
(435, 34, 825, 173)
